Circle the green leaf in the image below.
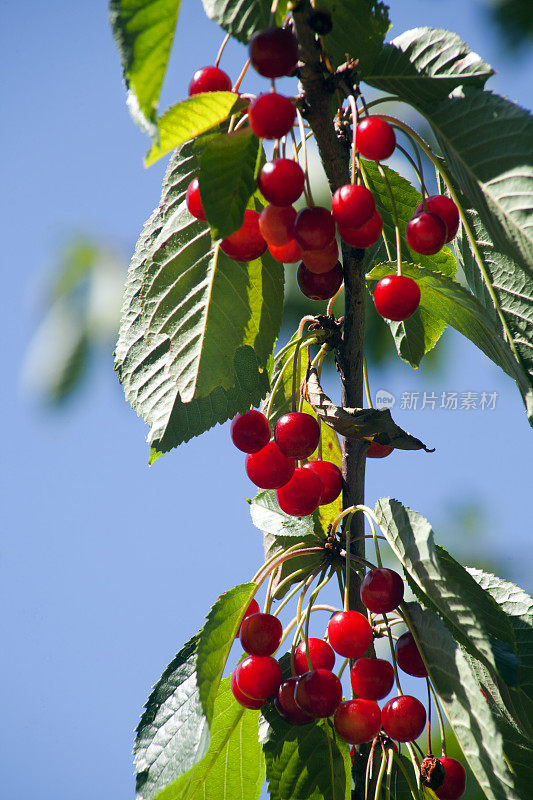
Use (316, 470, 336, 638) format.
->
(318, 0, 390, 73)
(364, 27, 493, 109)
(200, 0, 288, 44)
(249, 489, 322, 540)
(153, 678, 265, 800)
(145, 93, 243, 165)
(198, 129, 261, 239)
(134, 634, 210, 800)
(109, 0, 181, 132)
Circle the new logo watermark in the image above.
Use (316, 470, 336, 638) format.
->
(375, 389, 396, 409)
(373, 390, 498, 411)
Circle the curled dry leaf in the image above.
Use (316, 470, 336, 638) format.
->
(301, 368, 435, 452)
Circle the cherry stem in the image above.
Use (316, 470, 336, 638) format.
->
(427, 679, 447, 757)
(374, 748, 388, 800)
(385, 747, 394, 800)
(291, 336, 303, 414)
(337, 657, 349, 680)
(364, 95, 401, 110)
(271, 569, 310, 612)
(363, 355, 373, 409)
(359, 161, 391, 260)
(269, 0, 280, 24)
(215, 33, 231, 68)
(264, 567, 279, 614)
(296, 107, 314, 206)
(348, 94, 359, 184)
(324, 719, 336, 798)
(265, 332, 317, 420)
(232, 59, 250, 94)
(252, 545, 321, 585)
(304, 571, 332, 669)
(365, 738, 377, 800)
(395, 142, 429, 202)
(426, 678, 433, 756)
(391, 753, 419, 800)
(376, 163, 403, 276)
(326, 283, 344, 316)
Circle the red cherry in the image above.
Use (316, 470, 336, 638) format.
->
(366, 441, 394, 458)
(221, 209, 267, 261)
(294, 637, 336, 675)
(294, 669, 342, 718)
(360, 568, 404, 613)
(294, 206, 336, 250)
(332, 185, 375, 228)
(257, 159, 306, 206)
(356, 117, 396, 161)
(297, 262, 343, 301)
(333, 698, 381, 743)
(268, 239, 303, 263)
(395, 631, 428, 677)
(240, 612, 283, 656)
(231, 669, 264, 709)
(338, 211, 383, 248)
(248, 93, 296, 140)
(327, 611, 373, 658)
(189, 66, 233, 96)
(237, 598, 260, 637)
(350, 657, 394, 700)
(236, 655, 282, 700)
(435, 758, 467, 799)
(415, 196, 459, 243)
(245, 441, 295, 489)
(275, 676, 314, 725)
(276, 467, 323, 516)
(274, 412, 320, 459)
(302, 461, 342, 505)
(259, 204, 296, 246)
(373, 275, 421, 321)
(406, 212, 447, 255)
(249, 27, 299, 78)
(231, 410, 270, 453)
(381, 695, 426, 742)
(302, 239, 339, 274)
(186, 178, 206, 221)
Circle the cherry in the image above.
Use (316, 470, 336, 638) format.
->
(395, 631, 428, 677)
(435, 758, 467, 799)
(274, 412, 320, 459)
(332, 185, 375, 228)
(415, 195, 459, 243)
(236, 655, 282, 700)
(327, 610, 373, 658)
(350, 657, 394, 700)
(231, 410, 270, 453)
(297, 262, 343, 300)
(406, 212, 447, 255)
(257, 159, 306, 206)
(231, 669, 264, 709)
(245, 441, 295, 489)
(333, 698, 382, 744)
(240, 612, 283, 656)
(338, 211, 383, 248)
(302, 239, 339, 274)
(275, 677, 314, 724)
(366, 441, 394, 458)
(373, 275, 421, 321)
(294, 668, 342, 718)
(307, 8, 333, 35)
(294, 206, 336, 251)
(221, 209, 267, 261)
(294, 637, 336, 675)
(360, 568, 404, 613)
(381, 695, 427, 742)
(186, 178, 206, 221)
(237, 598, 260, 637)
(259, 204, 296, 246)
(189, 66, 232, 96)
(302, 461, 342, 505)
(249, 27, 299, 78)
(356, 117, 396, 161)
(276, 466, 323, 516)
(248, 93, 296, 140)
(268, 239, 303, 263)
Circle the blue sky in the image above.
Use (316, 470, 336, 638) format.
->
(2, 2, 532, 799)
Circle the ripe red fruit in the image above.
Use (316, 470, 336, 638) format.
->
(236, 655, 282, 700)
(302, 239, 339, 274)
(248, 93, 296, 140)
(276, 466, 323, 516)
(373, 275, 421, 321)
(350, 657, 394, 700)
(221, 209, 267, 261)
(245, 441, 295, 489)
(415, 195, 459, 243)
(268, 239, 303, 263)
(356, 117, 396, 161)
(406, 212, 447, 255)
(333, 698, 382, 743)
(259, 204, 297, 246)
(240, 612, 283, 656)
(230, 410, 270, 453)
(274, 412, 320, 459)
(360, 568, 404, 613)
(257, 159, 306, 206)
(186, 178, 206, 221)
(294, 637, 336, 675)
(302, 461, 342, 505)
(231, 669, 264, 709)
(237, 598, 260, 637)
(189, 66, 232, 96)
(381, 695, 427, 742)
(366, 441, 394, 458)
(249, 27, 299, 78)
(275, 677, 314, 725)
(297, 262, 343, 300)
(294, 206, 336, 250)
(294, 668, 342, 718)
(435, 758, 467, 800)
(338, 211, 383, 248)
(327, 610, 373, 658)
(332, 184, 375, 228)
(395, 631, 428, 677)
